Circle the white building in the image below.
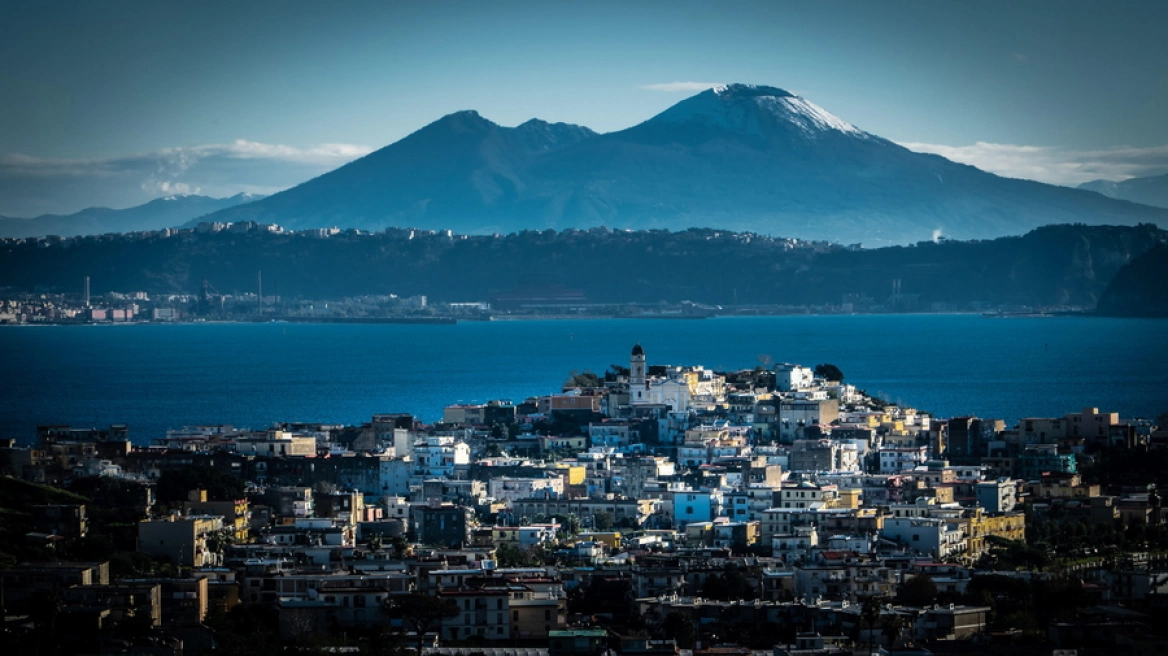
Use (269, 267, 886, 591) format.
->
(412, 436, 470, 478)
(774, 364, 814, 392)
(881, 517, 966, 561)
(878, 446, 929, 474)
(489, 477, 564, 503)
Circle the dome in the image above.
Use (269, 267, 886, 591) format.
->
(631, 343, 644, 356)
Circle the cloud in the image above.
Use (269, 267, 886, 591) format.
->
(899, 141, 1168, 186)
(639, 81, 723, 92)
(0, 140, 373, 216)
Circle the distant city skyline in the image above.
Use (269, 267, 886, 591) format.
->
(2, 0, 1166, 216)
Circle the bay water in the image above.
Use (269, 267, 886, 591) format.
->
(2, 314, 1165, 444)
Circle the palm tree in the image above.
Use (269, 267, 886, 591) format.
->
(881, 613, 906, 649)
(859, 596, 883, 654)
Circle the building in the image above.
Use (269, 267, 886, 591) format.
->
(414, 504, 473, 547)
(550, 629, 609, 656)
(1019, 444, 1076, 479)
(881, 517, 966, 561)
(139, 515, 225, 567)
(441, 587, 513, 641)
(232, 430, 316, 457)
(774, 364, 814, 392)
(630, 344, 649, 405)
(489, 476, 564, 502)
(975, 479, 1018, 514)
(413, 436, 471, 478)
(777, 400, 840, 443)
(788, 440, 859, 473)
(184, 491, 250, 542)
(32, 504, 88, 538)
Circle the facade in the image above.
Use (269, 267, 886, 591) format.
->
(489, 476, 564, 502)
(138, 515, 225, 567)
(881, 517, 966, 561)
(414, 504, 473, 547)
(413, 436, 471, 478)
(975, 478, 1018, 514)
(233, 431, 316, 457)
(774, 364, 814, 392)
(777, 400, 840, 443)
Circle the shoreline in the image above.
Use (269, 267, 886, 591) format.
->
(2, 309, 1121, 327)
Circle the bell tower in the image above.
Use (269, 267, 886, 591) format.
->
(630, 343, 647, 404)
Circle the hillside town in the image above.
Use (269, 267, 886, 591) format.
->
(3, 344, 1168, 656)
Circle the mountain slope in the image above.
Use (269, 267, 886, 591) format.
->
(195, 84, 1168, 244)
(1079, 173, 1168, 209)
(0, 193, 264, 238)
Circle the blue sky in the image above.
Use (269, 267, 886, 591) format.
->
(2, 0, 1166, 216)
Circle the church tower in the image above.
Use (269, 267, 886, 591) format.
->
(630, 343, 647, 404)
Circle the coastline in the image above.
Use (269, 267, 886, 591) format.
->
(1, 308, 1113, 326)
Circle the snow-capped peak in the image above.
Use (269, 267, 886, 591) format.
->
(712, 83, 795, 99)
(758, 94, 864, 136)
(650, 83, 866, 138)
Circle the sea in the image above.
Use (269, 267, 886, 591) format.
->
(2, 314, 1166, 445)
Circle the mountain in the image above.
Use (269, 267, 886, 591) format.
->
(1096, 243, 1168, 317)
(0, 193, 264, 238)
(196, 84, 1168, 244)
(2, 223, 1162, 310)
(187, 114, 599, 234)
(1079, 173, 1168, 209)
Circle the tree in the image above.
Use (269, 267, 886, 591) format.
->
(814, 363, 844, 382)
(552, 513, 581, 535)
(661, 612, 696, 648)
(701, 564, 757, 601)
(615, 516, 640, 530)
(563, 370, 602, 389)
(384, 593, 459, 654)
(592, 511, 615, 531)
(897, 574, 938, 607)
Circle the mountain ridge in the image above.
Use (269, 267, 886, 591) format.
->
(190, 84, 1168, 244)
(1079, 172, 1168, 209)
(0, 193, 264, 238)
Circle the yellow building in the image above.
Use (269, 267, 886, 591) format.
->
(959, 509, 1026, 563)
(576, 531, 621, 549)
(837, 489, 863, 510)
(185, 490, 251, 543)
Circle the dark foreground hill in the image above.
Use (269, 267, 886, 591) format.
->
(3, 223, 1164, 309)
(193, 84, 1168, 245)
(1096, 243, 1168, 317)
